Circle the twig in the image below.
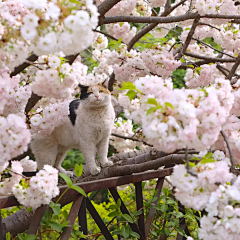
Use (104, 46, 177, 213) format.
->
(185, 147, 198, 177)
(184, 52, 236, 62)
(198, 22, 221, 31)
(177, 15, 200, 59)
(111, 133, 153, 147)
(227, 54, 240, 80)
(220, 130, 236, 170)
(187, 0, 193, 12)
(94, 29, 119, 42)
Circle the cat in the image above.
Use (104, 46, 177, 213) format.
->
(31, 81, 115, 176)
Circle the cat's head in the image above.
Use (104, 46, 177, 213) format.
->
(79, 80, 111, 108)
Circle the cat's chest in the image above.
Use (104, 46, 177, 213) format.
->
(77, 107, 114, 130)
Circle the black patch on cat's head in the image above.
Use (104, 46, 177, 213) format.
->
(79, 84, 90, 100)
(68, 99, 80, 126)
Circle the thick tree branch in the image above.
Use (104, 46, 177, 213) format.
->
(103, 12, 198, 25)
(102, 13, 240, 25)
(10, 54, 38, 77)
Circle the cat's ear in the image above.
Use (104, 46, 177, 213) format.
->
(78, 84, 88, 89)
(101, 78, 108, 88)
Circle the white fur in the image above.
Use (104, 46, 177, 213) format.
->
(31, 86, 115, 176)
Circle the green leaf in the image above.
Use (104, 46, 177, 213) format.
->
(49, 222, 62, 232)
(189, 162, 195, 168)
(180, 58, 185, 63)
(175, 227, 187, 237)
(166, 199, 176, 205)
(188, 65, 195, 68)
(61, 220, 70, 228)
(146, 106, 162, 115)
(130, 231, 141, 239)
(74, 164, 83, 177)
(122, 214, 133, 223)
(126, 90, 137, 101)
(112, 230, 121, 235)
(150, 230, 157, 236)
(165, 102, 174, 109)
(134, 210, 143, 216)
(119, 81, 137, 90)
(172, 212, 184, 218)
(205, 152, 213, 158)
(5, 232, 11, 240)
(146, 98, 158, 106)
(164, 227, 170, 236)
(49, 202, 61, 215)
(69, 0, 80, 4)
(26, 207, 32, 213)
(70, 185, 86, 197)
(190, 156, 200, 160)
(117, 198, 121, 207)
(200, 158, 215, 164)
(109, 204, 118, 209)
(121, 226, 130, 238)
(160, 204, 168, 212)
(59, 173, 72, 187)
(108, 210, 120, 217)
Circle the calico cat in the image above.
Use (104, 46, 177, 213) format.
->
(31, 82, 115, 176)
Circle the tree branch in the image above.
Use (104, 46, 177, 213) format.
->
(111, 133, 153, 147)
(184, 52, 236, 63)
(226, 54, 240, 80)
(220, 130, 236, 170)
(10, 54, 38, 77)
(176, 15, 200, 59)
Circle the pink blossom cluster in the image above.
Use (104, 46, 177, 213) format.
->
(0, 114, 31, 167)
(110, 118, 139, 153)
(230, 80, 240, 116)
(187, 43, 218, 58)
(92, 33, 109, 50)
(92, 49, 113, 75)
(106, 23, 137, 44)
(96, 0, 136, 16)
(199, 177, 240, 240)
(0, 0, 99, 71)
(0, 157, 37, 195)
(213, 27, 240, 53)
(172, 151, 233, 211)
(30, 100, 70, 137)
(150, 24, 175, 39)
(132, 0, 152, 16)
(213, 115, 240, 163)
(126, 76, 234, 152)
(31, 56, 79, 99)
(108, 47, 149, 82)
(141, 46, 181, 78)
(12, 165, 59, 209)
(184, 64, 217, 88)
(148, 0, 165, 8)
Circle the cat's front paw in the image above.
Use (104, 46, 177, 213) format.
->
(90, 166, 101, 175)
(101, 160, 113, 168)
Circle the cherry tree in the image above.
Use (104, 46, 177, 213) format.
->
(2, 0, 240, 238)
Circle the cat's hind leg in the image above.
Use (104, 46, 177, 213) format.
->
(54, 148, 73, 177)
(31, 137, 58, 171)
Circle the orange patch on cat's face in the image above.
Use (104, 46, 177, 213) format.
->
(87, 84, 110, 94)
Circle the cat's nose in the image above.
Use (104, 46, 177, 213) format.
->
(95, 96, 99, 99)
